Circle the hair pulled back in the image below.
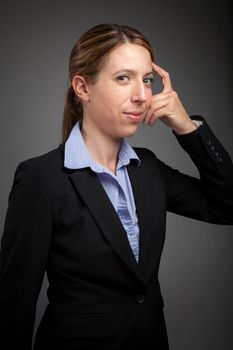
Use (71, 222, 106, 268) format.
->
(62, 23, 154, 142)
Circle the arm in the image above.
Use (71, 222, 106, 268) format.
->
(143, 64, 233, 224)
(0, 161, 52, 349)
(157, 117, 233, 224)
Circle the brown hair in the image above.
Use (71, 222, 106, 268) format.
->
(62, 23, 154, 142)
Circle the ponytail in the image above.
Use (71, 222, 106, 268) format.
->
(62, 86, 83, 143)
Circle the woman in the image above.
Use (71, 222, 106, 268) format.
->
(0, 23, 232, 350)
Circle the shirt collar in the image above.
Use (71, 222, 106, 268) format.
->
(64, 120, 141, 171)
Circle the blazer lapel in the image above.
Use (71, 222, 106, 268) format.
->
(126, 162, 152, 276)
(128, 152, 168, 285)
(69, 168, 141, 280)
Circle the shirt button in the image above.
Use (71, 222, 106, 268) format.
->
(136, 294, 146, 304)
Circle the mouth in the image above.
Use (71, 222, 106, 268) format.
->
(123, 111, 144, 122)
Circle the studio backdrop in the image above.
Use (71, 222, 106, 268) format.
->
(0, 1, 232, 349)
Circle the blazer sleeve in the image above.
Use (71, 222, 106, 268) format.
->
(0, 160, 52, 349)
(155, 116, 233, 224)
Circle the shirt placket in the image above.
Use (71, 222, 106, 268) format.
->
(116, 185, 139, 262)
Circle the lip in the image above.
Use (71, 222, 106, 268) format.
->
(123, 111, 143, 122)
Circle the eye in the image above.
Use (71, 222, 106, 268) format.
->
(117, 75, 130, 82)
(143, 77, 154, 85)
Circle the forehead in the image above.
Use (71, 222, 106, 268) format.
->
(103, 43, 152, 73)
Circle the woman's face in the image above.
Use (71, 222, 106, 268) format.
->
(84, 43, 154, 139)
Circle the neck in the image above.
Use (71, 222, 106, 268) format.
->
(80, 119, 121, 175)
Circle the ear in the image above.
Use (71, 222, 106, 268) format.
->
(72, 75, 90, 102)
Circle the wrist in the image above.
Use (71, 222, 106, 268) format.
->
(173, 120, 198, 135)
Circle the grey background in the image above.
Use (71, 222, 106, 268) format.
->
(0, 0, 232, 349)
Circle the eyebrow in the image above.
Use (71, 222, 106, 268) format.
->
(114, 69, 154, 76)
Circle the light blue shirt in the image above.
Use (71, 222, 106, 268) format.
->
(64, 121, 141, 262)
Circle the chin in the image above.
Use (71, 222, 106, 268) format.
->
(119, 125, 139, 138)
(110, 123, 140, 140)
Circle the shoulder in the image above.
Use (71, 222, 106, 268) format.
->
(132, 146, 176, 180)
(12, 145, 65, 193)
(131, 146, 166, 178)
(18, 145, 64, 172)
(132, 146, 158, 164)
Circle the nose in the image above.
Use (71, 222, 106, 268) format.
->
(131, 81, 147, 104)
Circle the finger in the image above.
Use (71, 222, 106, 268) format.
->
(144, 99, 169, 125)
(150, 91, 173, 102)
(152, 63, 172, 92)
(144, 94, 171, 124)
(148, 106, 171, 126)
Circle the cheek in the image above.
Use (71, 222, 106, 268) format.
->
(106, 92, 128, 111)
(145, 91, 153, 106)
(94, 96, 120, 118)
(146, 87, 153, 97)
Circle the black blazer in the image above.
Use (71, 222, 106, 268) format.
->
(0, 118, 233, 350)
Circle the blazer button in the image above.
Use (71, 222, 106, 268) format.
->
(136, 294, 146, 304)
(210, 145, 215, 151)
(206, 140, 215, 151)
